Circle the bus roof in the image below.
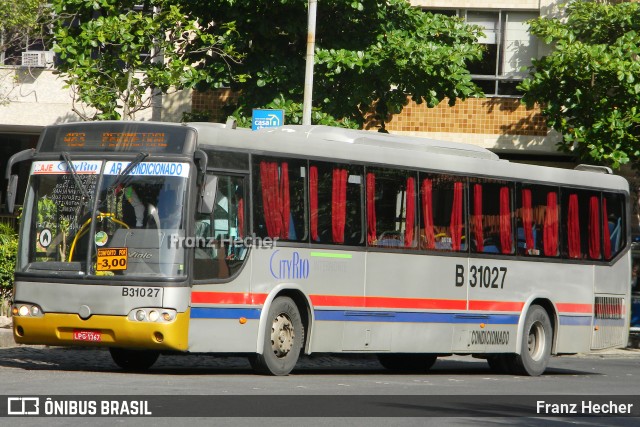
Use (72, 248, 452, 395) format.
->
(188, 123, 629, 193)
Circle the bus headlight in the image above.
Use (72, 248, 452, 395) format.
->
(128, 308, 177, 323)
(12, 303, 44, 317)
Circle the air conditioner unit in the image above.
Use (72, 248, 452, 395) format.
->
(21, 51, 54, 68)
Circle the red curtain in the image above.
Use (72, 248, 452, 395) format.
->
(473, 184, 484, 252)
(521, 188, 534, 251)
(260, 161, 280, 237)
(543, 192, 558, 256)
(450, 182, 463, 251)
(499, 186, 512, 254)
(568, 194, 581, 258)
(421, 179, 435, 250)
(309, 166, 319, 241)
(259, 161, 290, 239)
(280, 163, 290, 239)
(332, 168, 348, 244)
(405, 177, 415, 247)
(588, 196, 601, 259)
(602, 198, 611, 259)
(237, 198, 244, 238)
(366, 173, 376, 245)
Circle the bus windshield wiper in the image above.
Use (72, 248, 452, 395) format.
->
(108, 151, 149, 192)
(62, 152, 90, 204)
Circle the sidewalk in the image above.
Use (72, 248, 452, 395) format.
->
(0, 316, 13, 348)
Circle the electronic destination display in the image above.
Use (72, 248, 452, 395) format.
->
(37, 122, 195, 154)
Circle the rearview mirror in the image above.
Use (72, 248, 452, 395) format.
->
(198, 175, 218, 214)
(6, 175, 18, 214)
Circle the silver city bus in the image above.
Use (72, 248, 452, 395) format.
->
(5, 121, 631, 375)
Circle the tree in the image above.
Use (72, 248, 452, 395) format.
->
(192, 0, 484, 130)
(51, 0, 241, 120)
(0, 0, 49, 105)
(519, 1, 640, 169)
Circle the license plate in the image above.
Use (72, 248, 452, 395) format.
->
(73, 330, 102, 342)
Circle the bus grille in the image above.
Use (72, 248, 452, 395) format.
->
(591, 296, 627, 350)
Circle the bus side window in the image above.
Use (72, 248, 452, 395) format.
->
(309, 161, 364, 246)
(603, 192, 625, 260)
(516, 184, 559, 257)
(194, 174, 246, 281)
(252, 156, 307, 242)
(419, 173, 467, 252)
(365, 167, 418, 249)
(469, 178, 514, 255)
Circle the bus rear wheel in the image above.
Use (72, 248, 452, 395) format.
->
(378, 354, 437, 372)
(109, 348, 159, 371)
(249, 296, 304, 376)
(510, 305, 552, 376)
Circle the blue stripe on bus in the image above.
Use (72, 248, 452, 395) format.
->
(313, 310, 520, 324)
(559, 315, 592, 326)
(190, 307, 600, 328)
(190, 307, 262, 319)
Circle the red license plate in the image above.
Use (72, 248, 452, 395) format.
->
(73, 330, 102, 342)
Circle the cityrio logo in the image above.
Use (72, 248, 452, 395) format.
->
(269, 250, 310, 280)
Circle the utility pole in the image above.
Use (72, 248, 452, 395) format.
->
(302, 0, 317, 126)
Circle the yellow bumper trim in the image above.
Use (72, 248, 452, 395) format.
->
(13, 309, 190, 351)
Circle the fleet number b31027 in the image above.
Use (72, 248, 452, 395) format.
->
(455, 264, 508, 289)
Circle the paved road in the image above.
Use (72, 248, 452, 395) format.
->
(1, 341, 639, 426)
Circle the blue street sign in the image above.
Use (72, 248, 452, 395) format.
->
(252, 109, 285, 131)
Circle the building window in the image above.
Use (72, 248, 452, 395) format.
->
(424, 9, 539, 97)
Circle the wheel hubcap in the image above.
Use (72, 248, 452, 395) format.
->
(270, 313, 294, 358)
(528, 321, 545, 361)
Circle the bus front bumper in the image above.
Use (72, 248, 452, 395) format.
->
(12, 309, 190, 351)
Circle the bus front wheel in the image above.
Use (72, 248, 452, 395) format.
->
(109, 348, 159, 371)
(511, 305, 552, 376)
(249, 296, 304, 376)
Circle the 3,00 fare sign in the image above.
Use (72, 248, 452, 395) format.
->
(96, 247, 128, 271)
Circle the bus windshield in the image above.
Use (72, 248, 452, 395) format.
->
(19, 160, 189, 279)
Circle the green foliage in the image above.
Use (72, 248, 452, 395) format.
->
(51, 0, 241, 120)
(0, 223, 18, 301)
(0, 0, 46, 45)
(0, 0, 49, 105)
(193, 0, 484, 129)
(519, 1, 640, 169)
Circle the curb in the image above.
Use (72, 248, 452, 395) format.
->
(0, 328, 16, 348)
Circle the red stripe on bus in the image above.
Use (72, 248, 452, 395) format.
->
(556, 303, 593, 314)
(191, 292, 267, 305)
(468, 300, 525, 312)
(191, 292, 595, 315)
(310, 295, 466, 310)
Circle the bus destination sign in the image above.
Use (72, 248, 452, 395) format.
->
(38, 123, 194, 155)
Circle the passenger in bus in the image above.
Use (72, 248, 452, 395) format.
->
(116, 184, 145, 228)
